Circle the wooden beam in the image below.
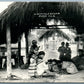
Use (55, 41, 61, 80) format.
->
(6, 25, 12, 77)
(33, 25, 74, 29)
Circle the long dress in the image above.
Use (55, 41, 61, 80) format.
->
(28, 58, 37, 77)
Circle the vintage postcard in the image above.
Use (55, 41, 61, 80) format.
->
(0, 1, 84, 82)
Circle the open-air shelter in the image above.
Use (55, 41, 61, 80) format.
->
(0, 2, 84, 77)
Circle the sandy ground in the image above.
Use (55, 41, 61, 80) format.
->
(0, 69, 84, 83)
(0, 48, 83, 82)
(0, 49, 83, 82)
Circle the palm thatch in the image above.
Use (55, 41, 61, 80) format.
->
(0, 2, 84, 44)
(0, 2, 84, 29)
(59, 2, 84, 34)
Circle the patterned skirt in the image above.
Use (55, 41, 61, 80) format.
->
(28, 63, 37, 77)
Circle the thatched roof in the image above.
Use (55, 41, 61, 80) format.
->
(59, 2, 84, 34)
(0, 2, 84, 44)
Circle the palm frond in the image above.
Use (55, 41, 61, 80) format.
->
(39, 28, 70, 41)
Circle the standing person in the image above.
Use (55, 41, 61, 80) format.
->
(58, 42, 66, 61)
(28, 47, 39, 67)
(28, 40, 40, 66)
(65, 42, 71, 60)
(28, 53, 37, 78)
(30, 40, 40, 54)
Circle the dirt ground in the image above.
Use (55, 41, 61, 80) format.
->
(0, 69, 84, 83)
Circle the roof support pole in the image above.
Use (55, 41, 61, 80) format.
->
(6, 25, 12, 77)
(25, 31, 28, 63)
(18, 36, 21, 67)
(77, 35, 80, 55)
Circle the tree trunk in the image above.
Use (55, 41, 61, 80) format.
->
(6, 25, 12, 77)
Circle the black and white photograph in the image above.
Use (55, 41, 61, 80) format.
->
(0, 1, 84, 82)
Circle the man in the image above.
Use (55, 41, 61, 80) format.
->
(65, 42, 71, 60)
(58, 42, 66, 61)
(28, 40, 40, 67)
(30, 40, 39, 54)
(72, 49, 84, 70)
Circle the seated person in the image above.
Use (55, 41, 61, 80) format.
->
(47, 59, 59, 73)
(46, 59, 62, 72)
(72, 49, 84, 70)
(46, 59, 53, 72)
(46, 59, 61, 77)
(36, 51, 48, 77)
(32, 52, 61, 78)
(50, 59, 60, 77)
(36, 55, 57, 78)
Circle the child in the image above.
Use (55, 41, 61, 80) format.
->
(36, 51, 48, 77)
(28, 53, 37, 77)
(28, 46, 39, 77)
(28, 46, 39, 67)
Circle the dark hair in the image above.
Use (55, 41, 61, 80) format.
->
(48, 59, 53, 62)
(32, 40, 37, 44)
(61, 42, 65, 45)
(30, 52, 35, 56)
(52, 59, 57, 62)
(38, 57, 43, 59)
(62, 58, 74, 63)
(66, 42, 69, 46)
(46, 59, 53, 64)
(38, 51, 45, 56)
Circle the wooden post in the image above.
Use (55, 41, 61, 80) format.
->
(77, 35, 80, 55)
(6, 25, 12, 77)
(18, 36, 21, 67)
(25, 32, 28, 63)
(52, 33, 55, 50)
